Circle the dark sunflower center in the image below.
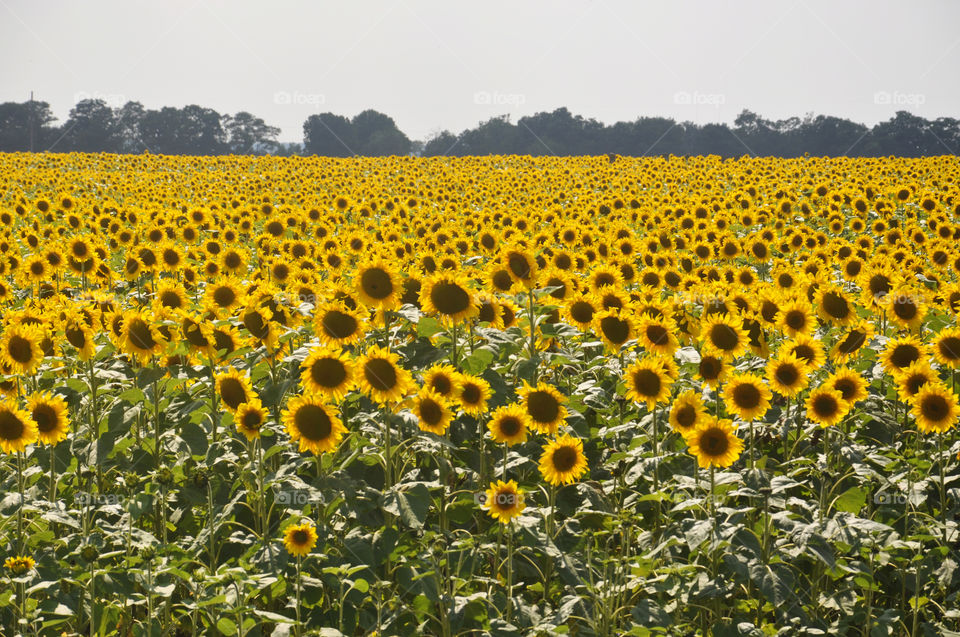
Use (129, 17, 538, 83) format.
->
(822, 292, 849, 319)
(430, 282, 470, 315)
(478, 301, 496, 323)
(552, 446, 578, 472)
(732, 383, 761, 409)
(32, 404, 57, 432)
(813, 394, 839, 417)
(938, 337, 960, 361)
(570, 301, 594, 324)
(920, 394, 949, 422)
(499, 416, 521, 437)
(600, 316, 630, 345)
(461, 383, 481, 405)
(430, 374, 452, 395)
(310, 358, 347, 389)
(243, 310, 270, 339)
(0, 410, 25, 441)
(775, 364, 799, 386)
(213, 286, 236, 307)
(242, 409, 263, 431)
(160, 291, 183, 309)
(632, 369, 661, 397)
(364, 358, 398, 391)
(65, 326, 87, 349)
(594, 273, 615, 288)
(128, 319, 157, 350)
(700, 357, 722, 380)
(507, 253, 532, 280)
(890, 344, 919, 369)
(294, 404, 332, 441)
(893, 299, 917, 321)
(7, 335, 34, 363)
(906, 374, 928, 395)
(710, 324, 739, 351)
(492, 270, 513, 291)
(292, 529, 309, 544)
(700, 429, 729, 456)
(361, 268, 393, 300)
(213, 330, 235, 355)
(675, 404, 696, 429)
(793, 345, 814, 363)
(785, 310, 806, 331)
(527, 391, 560, 423)
(224, 252, 242, 269)
(419, 398, 443, 425)
(869, 275, 890, 298)
(219, 378, 247, 410)
(30, 262, 44, 275)
(646, 324, 669, 346)
(837, 330, 866, 355)
(321, 310, 358, 339)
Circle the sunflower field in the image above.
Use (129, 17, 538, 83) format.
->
(0, 151, 959, 636)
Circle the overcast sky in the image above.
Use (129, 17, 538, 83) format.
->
(2, 0, 958, 142)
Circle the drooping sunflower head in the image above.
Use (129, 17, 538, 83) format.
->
(120, 309, 167, 365)
(686, 417, 743, 469)
(282, 522, 319, 557)
(486, 403, 530, 446)
(815, 285, 855, 326)
(300, 346, 355, 401)
(697, 354, 728, 389)
(830, 320, 874, 365)
(501, 246, 539, 289)
(538, 434, 588, 486)
(594, 309, 636, 353)
(482, 480, 526, 524)
(282, 394, 347, 454)
(518, 382, 568, 435)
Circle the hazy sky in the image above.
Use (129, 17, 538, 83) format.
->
(2, 0, 959, 142)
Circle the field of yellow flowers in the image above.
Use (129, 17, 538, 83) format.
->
(0, 151, 959, 636)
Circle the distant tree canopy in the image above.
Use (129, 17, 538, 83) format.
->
(0, 97, 957, 157)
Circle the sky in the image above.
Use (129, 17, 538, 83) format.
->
(2, 0, 959, 143)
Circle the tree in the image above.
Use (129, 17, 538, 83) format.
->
(303, 113, 355, 157)
(57, 99, 121, 153)
(224, 111, 281, 155)
(352, 110, 411, 156)
(0, 100, 56, 151)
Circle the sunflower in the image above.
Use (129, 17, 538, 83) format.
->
(722, 373, 772, 421)
(565, 292, 598, 331)
(0, 323, 45, 375)
(624, 357, 674, 410)
(120, 309, 167, 365)
(283, 522, 319, 557)
(894, 360, 938, 403)
(776, 298, 816, 338)
(313, 301, 366, 348)
(4, 556, 34, 575)
(235, 399, 268, 441)
(0, 399, 38, 454)
(911, 383, 959, 434)
(355, 346, 414, 404)
(203, 278, 246, 317)
(300, 346, 355, 401)
(932, 327, 960, 369)
(880, 334, 929, 375)
(593, 309, 636, 353)
(282, 394, 347, 454)
(805, 386, 849, 428)
(487, 403, 530, 446)
(501, 246, 539, 288)
(539, 434, 588, 486)
(216, 368, 256, 413)
(482, 480, 526, 523)
(412, 387, 454, 435)
(354, 257, 400, 310)
(454, 373, 491, 415)
(766, 351, 811, 398)
(27, 391, 70, 445)
(669, 389, 706, 436)
(825, 368, 869, 405)
(830, 320, 874, 365)
(423, 364, 460, 399)
(685, 417, 743, 469)
(785, 333, 826, 370)
(636, 314, 680, 356)
(518, 381, 568, 435)
(697, 354, 728, 389)
(419, 272, 478, 324)
(700, 314, 750, 360)
(815, 285, 856, 326)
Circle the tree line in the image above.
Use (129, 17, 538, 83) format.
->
(1, 97, 957, 157)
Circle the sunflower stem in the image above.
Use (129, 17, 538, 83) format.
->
(506, 521, 514, 624)
(295, 555, 303, 637)
(528, 289, 538, 384)
(49, 443, 57, 503)
(17, 451, 25, 554)
(938, 430, 947, 545)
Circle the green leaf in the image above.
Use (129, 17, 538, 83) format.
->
(381, 483, 432, 529)
(216, 618, 237, 636)
(462, 348, 494, 375)
(834, 486, 867, 514)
